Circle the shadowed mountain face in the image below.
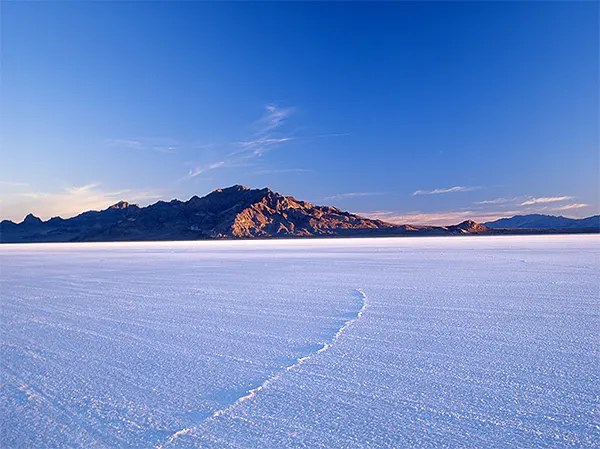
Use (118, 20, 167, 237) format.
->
(1, 186, 598, 243)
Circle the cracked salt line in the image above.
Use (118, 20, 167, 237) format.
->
(156, 288, 368, 448)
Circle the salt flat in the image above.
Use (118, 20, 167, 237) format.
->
(1, 235, 598, 448)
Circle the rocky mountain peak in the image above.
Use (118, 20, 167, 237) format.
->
(22, 213, 43, 226)
(214, 185, 249, 194)
(109, 201, 137, 210)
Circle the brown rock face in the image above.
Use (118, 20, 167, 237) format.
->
(109, 201, 138, 210)
(208, 186, 396, 238)
(447, 220, 490, 234)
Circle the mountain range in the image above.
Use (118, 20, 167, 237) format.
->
(484, 214, 599, 229)
(1, 185, 598, 243)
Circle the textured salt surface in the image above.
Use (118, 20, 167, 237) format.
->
(1, 236, 598, 448)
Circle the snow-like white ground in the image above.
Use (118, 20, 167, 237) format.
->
(1, 235, 598, 448)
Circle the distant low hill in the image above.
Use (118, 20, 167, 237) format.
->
(1, 186, 598, 243)
(484, 214, 600, 230)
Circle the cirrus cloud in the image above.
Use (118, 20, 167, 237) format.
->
(520, 196, 574, 206)
(324, 192, 384, 201)
(106, 138, 178, 154)
(413, 186, 479, 196)
(551, 203, 589, 211)
(183, 103, 348, 180)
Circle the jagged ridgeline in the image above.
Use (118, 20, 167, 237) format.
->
(1, 185, 598, 243)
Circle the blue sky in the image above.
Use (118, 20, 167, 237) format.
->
(1, 2, 598, 224)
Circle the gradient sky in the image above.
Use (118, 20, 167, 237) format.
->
(1, 1, 598, 225)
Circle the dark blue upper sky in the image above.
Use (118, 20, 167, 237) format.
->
(1, 1, 598, 224)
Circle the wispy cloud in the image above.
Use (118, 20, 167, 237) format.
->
(309, 133, 351, 139)
(520, 196, 574, 206)
(182, 160, 259, 181)
(413, 186, 479, 196)
(474, 195, 584, 209)
(3, 184, 164, 221)
(324, 192, 384, 201)
(66, 183, 100, 195)
(551, 203, 589, 211)
(474, 197, 517, 205)
(17, 183, 103, 200)
(184, 161, 228, 180)
(235, 133, 351, 158)
(235, 136, 297, 157)
(234, 105, 299, 157)
(237, 137, 295, 148)
(192, 141, 217, 149)
(256, 104, 295, 134)
(182, 103, 348, 180)
(238, 137, 296, 148)
(107, 138, 178, 154)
